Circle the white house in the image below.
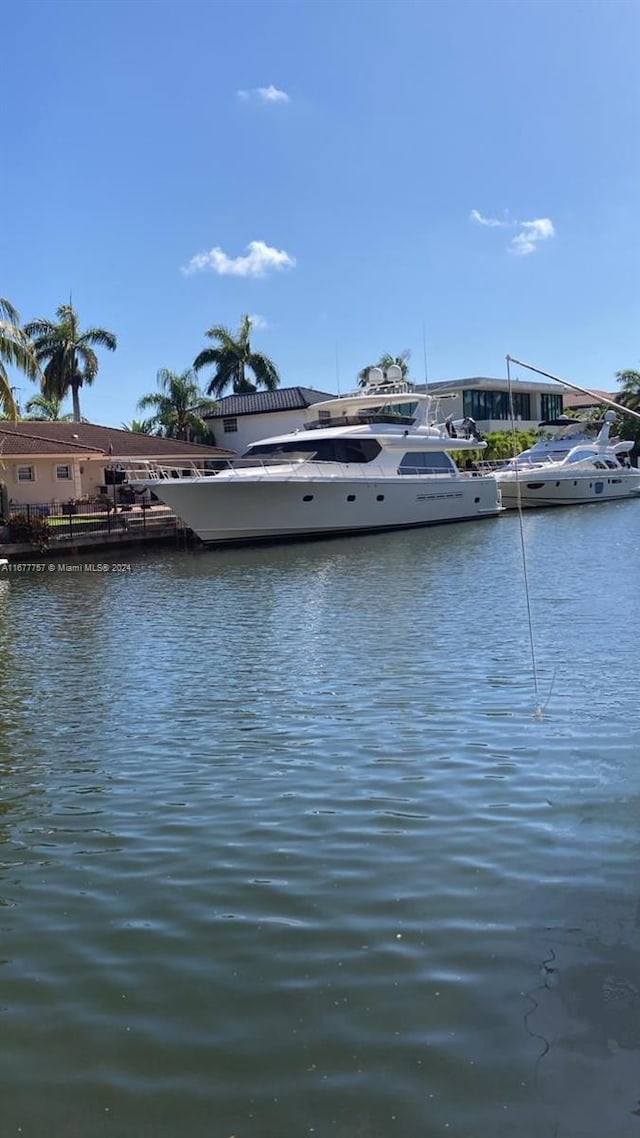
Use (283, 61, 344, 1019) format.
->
(424, 376, 565, 432)
(202, 386, 336, 452)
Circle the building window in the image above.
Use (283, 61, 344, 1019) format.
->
(16, 465, 35, 482)
(463, 390, 513, 421)
(55, 464, 72, 481)
(512, 392, 531, 420)
(222, 417, 238, 433)
(540, 393, 563, 420)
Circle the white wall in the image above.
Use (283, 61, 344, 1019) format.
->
(210, 408, 311, 453)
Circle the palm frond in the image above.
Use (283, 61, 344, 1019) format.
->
(79, 327, 117, 352)
(0, 298, 21, 324)
(248, 350, 280, 390)
(0, 363, 19, 419)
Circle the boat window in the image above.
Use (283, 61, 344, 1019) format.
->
(566, 448, 596, 464)
(242, 439, 382, 464)
(398, 451, 454, 475)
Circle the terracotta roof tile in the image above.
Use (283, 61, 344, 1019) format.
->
(0, 421, 235, 459)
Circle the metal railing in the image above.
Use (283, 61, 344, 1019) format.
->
(119, 457, 487, 483)
(4, 500, 176, 542)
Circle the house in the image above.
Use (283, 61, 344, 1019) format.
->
(0, 422, 236, 507)
(202, 386, 336, 453)
(424, 376, 566, 432)
(562, 389, 616, 413)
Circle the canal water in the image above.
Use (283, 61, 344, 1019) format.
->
(1, 503, 640, 1138)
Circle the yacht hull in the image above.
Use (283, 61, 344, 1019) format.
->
(498, 470, 640, 508)
(149, 475, 501, 545)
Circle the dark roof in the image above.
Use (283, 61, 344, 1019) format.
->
(0, 429, 102, 456)
(0, 421, 235, 459)
(203, 386, 336, 419)
(562, 390, 617, 409)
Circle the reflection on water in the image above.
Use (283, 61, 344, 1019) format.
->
(1, 504, 640, 1137)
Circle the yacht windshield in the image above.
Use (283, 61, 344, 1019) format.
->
(566, 448, 597, 464)
(240, 439, 382, 464)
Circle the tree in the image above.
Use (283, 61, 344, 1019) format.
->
(193, 314, 280, 396)
(615, 369, 640, 455)
(358, 349, 411, 387)
(137, 368, 217, 441)
(122, 418, 155, 434)
(24, 302, 117, 422)
(0, 298, 40, 419)
(24, 393, 72, 421)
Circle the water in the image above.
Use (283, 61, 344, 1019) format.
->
(1, 503, 640, 1138)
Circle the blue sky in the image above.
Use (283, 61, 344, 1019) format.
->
(3, 0, 640, 426)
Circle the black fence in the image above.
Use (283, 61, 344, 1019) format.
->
(5, 500, 176, 541)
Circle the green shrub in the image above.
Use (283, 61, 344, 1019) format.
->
(8, 513, 51, 551)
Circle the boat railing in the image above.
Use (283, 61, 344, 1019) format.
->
(118, 457, 487, 483)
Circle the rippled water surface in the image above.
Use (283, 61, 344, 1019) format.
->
(2, 504, 640, 1138)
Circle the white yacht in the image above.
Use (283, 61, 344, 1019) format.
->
(494, 412, 640, 508)
(127, 376, 502, 545)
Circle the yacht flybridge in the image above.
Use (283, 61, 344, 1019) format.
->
(127, 375, 502, 546)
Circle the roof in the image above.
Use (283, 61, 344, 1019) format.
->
(202, 386, 336, 419)
(427, 376, 561, 393)
(0, 421, 235, 459)
(562, 390, 617, 409)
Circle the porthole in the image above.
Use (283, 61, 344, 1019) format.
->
(347, 494, 356, 502)
(303, 494, 314, 502)
(474, 496, 480, 503)
(376, 494, 385, 501)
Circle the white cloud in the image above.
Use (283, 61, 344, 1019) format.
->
(470, 209, 511, 228)
(258, 85, 290, 103)
(248, 313, 268, 330)
(509, 218, 555, 256)
(182, 240, 296, 279)
(236, 85, 290, 104)
(471, 209, 555, 255)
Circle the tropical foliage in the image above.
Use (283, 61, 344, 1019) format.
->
(193, 314, 280, 396)
(122, 418, 154, 434)
(451, 429, 539, 468)
(358, 350, 411, 386)
(137, 368, 217, 441)
(24, 302, 117, 422)
(24, 393, 72, 421)
(614, 369, 640, 454)
(0, 298, 39, 419)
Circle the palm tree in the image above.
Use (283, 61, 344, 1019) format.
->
(615, 369, 640, 455)
(0, 298, 40, 419)
(358, 349, 411, 387)
(24, 393, 72, 421)
(193, 314, 280, 396)
(137, 368, 217, 441)
(24, 302, 117, 422)
(122, 418, 155, 434)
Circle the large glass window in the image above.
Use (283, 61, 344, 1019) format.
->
(540, 393, 563, 420)
(512, 392, 531, 419)
(398, 451, 454, 474)
(463, 389, 524, 421)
